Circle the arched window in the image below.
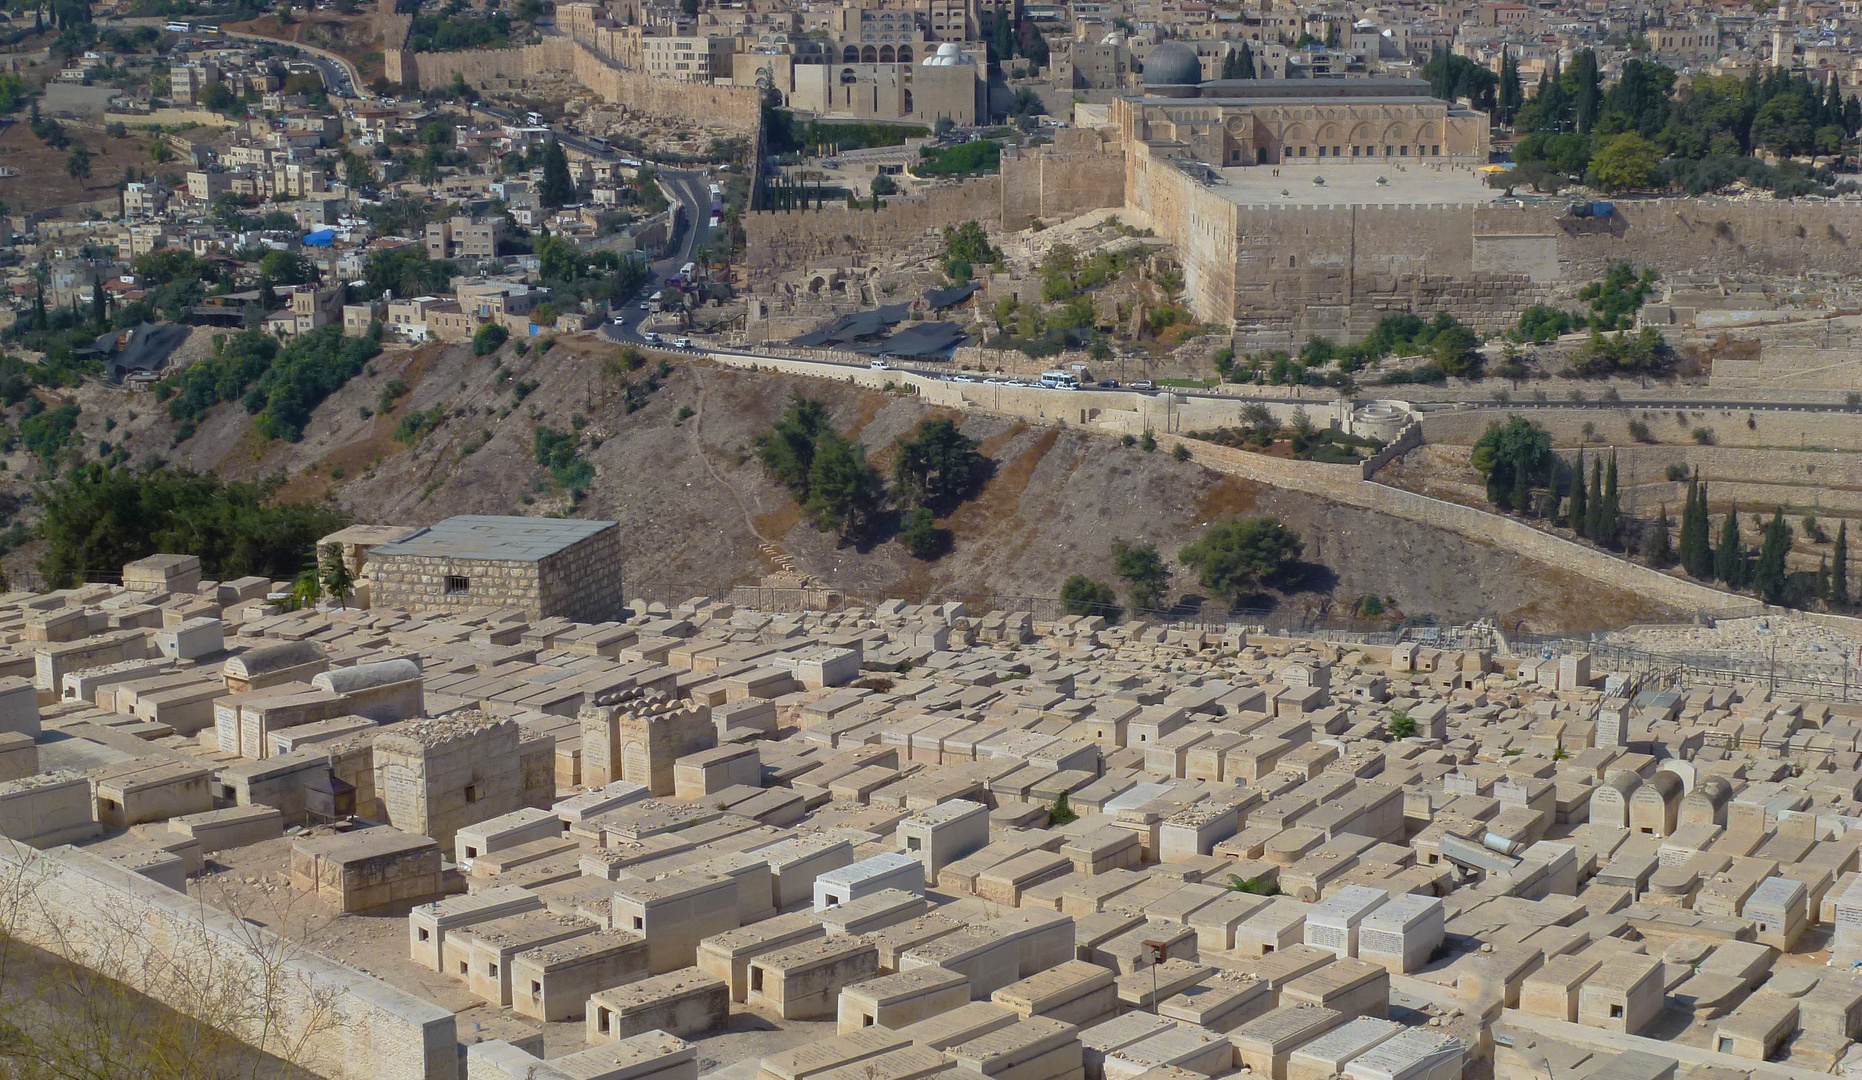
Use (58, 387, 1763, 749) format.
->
(841, 67, 857, 83)
(843, 44, 858, 62)
(880, 45, 895, 62)
(898, 45, 912, 62)
(862, 45, 878, 62)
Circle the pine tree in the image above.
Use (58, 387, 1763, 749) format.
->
(1752, 508, 1792, 603)
(1568, 450, 1587, 537)
(1715, 503, 1744, 587)
(1586, 458, 1604, 540)
(1596, 452, 1620, 546)
(1833, 521, 1851, 606)
(1650, 505, 1673, 567)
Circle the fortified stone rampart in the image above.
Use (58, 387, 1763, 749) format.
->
(1125, 139, 1237, 326)
(390, 40, 760, 133)
(0, 838, 456, 1080)
(1130, 142, 1862, 334)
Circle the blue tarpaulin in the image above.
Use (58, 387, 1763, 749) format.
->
(302, 229, 336, 247)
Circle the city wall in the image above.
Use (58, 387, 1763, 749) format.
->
(998, 129, 1126, 232)
(744, 130, 1123, 277)
(1129, 152, 1862, 336)
(1125, 139, 1238, 326)
(0, 839, 458, 1080)
(741, 176, 1001, 273)
(389, 40, 761, 133)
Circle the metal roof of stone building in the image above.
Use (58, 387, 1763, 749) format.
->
(370, 515, 616, 562)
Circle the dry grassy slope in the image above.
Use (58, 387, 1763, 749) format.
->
(30, 335, 1676, 632)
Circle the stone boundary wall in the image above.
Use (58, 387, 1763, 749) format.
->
(0, 838, 457, 1080)
(391, 40, 759, 133)
(1417, 406, 1862, 453)
(740, 176, 1001, 273)
(680, 347, 1747, 614)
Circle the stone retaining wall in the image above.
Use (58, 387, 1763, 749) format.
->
(0, 838, 456, 1080)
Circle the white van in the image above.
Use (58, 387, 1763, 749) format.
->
(1039, 370, 1081, 389)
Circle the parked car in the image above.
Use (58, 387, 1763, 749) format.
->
(1097, 379, 1119, 388)
(951, 374, 977, 383)
(1130, 380, 1156, 390)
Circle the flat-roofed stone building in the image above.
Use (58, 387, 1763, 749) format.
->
(367, 515, 625, 622)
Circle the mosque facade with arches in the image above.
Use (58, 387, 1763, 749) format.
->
(1110, 41, 1491, 168)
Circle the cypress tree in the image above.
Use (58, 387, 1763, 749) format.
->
(1818, 556, 1831, 604)
(1833, 521, 1850, 606)
(1752, 507, 1791, 603)
(1586, 458, 1604, 540)
(1597, 452, 1620, 546)
(1716, 502, 1744, 587)
(1568, 450, 1587, 537)
(90, 269, 104, 326)
(1677, 477, 1696, 566)
(1650, 505, 1673, 567)
(1680, 474, 1712, 579)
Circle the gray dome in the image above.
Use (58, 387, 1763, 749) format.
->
(1143, 41, 1202, 86)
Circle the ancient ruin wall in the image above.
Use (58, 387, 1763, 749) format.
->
(391, 40, 760, 132)
(0, 839, 456, 1080)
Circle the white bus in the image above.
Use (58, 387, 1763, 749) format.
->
(1039, 370, 1080, 389)
(586, 136, 612, 152)
(677, 261, 695, 283)
(164, 21, 192, 31)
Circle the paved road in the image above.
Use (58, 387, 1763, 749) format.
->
(595, 167, 712, 343)
(110, 16, 367, 99)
